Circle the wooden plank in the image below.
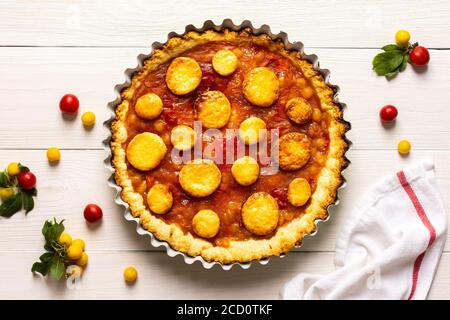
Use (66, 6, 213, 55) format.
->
(0, 47, 449, 149)
(0, 250, 448, 299)
(0, 149, 449, 252)
(1, 0, 449, 48)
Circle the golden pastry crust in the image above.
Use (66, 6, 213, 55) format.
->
(285, 97, 312, 125)
(166, 57, 202, 95)
(178, 159, 222, 197)
(279, 132, 311, 171)
(243, 67, 279, 107)
(195, 90, 231, 129)
(126, 132, 167, 171)
(242, 192, 279, 236)
(192, 209, 221, 238)
(111, 29, 349, 264)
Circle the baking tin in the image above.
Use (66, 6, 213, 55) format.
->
(103, 19, 351, 270)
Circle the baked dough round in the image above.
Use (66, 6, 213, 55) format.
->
(126, 132, 167, 171)
(179, 159, 222, 197)
(242, 192, 279, 236)
(147, 184, 173, 214)
(231, 156, 260, 186)
(192, 209, 220, 238)
(238, 116, 266, 145)
(170, 125, 196, 151)
(212, 49, 238, 76)
(243, 67, 279, 107)
(166, 57, 202, 95)
(279, 132, 311, 171)
(135, 93, 163, 120)
(285, 97, 312, 125)
(195, 90, 231, 128)
(287, 178, 311, 207)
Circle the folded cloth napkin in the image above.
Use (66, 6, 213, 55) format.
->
(280, 160, 447, 300)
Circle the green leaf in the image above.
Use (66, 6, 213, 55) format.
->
(31, 262, 50, 276)
(385, 70, 399, 79)
(0, 171, 10, 188)
(372, 51, 405, 76)
(24, 188, 37, 197)
(399, 55, 409, 72)
(382, 44, 403, 52)
(22, 192, 34, 214)
(50, 257, 66, 280)
(18, 163, 29, 172)
(0, 193, 23, 217)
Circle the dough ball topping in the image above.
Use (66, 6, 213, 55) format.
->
(287, 178, 311, 207)
(242, 192, 279, 236)
(192, 209, 221, 238)
(243, 67, 279, 107)
(212, 49, 239, 76)
(135, 93, 164, 120)
(147, 184, 173, 214)
(179, 159, 222, 197)
(278, 132, 311, 171)
(195, 90, 231, 129)
(126, 132, 167, 171)
(166, 57, 202, 95)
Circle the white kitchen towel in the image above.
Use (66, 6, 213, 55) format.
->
(280, 160, 447, 300)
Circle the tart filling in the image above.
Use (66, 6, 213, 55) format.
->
(111, 29, 348, 263)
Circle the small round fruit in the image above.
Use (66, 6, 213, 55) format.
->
(379, 105, 398, 122)
(123, 266, 138, 283)
(409, 46, 430, 66)
(7, 162, 20, 176)
(58, 233, 72, 247)
(67, 245, 83, 260)
(18, 171, 36, 190)
(59, 94, 79, 113)
(72, 239, 85, 251)
(192, 209, 220, 238)
(47, 147, 61, 162)
(398, 139, 411, 155)
(212, 49, 238, 76)
(135, 93, 163, 120)
(83, 204, 103, 223)
(0, 187, 14, 201)
(395, 29, 410, 47)
(76, 252, 89, 267)
(81, 111, 96, 126)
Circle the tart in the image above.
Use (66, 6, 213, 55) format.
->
(111, 28, 349, 264)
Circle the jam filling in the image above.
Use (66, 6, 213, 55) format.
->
(123, 41, 330, 247)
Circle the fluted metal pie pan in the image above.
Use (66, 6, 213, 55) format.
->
(103, 19, 351, 270)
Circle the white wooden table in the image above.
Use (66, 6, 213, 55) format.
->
(1, 0, 449, 299)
